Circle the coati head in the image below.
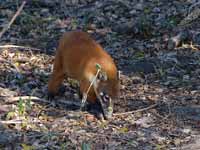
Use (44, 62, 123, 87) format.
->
(94, 70, 120, 120)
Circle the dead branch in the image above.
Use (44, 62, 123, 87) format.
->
(113, 103, 158, 116)
(182, 42, 200, 51)
(0, 1, 26, 39)
(0, 44, 41, 51)
(1, 96, 81, 107)
(0, 119, 41, 124)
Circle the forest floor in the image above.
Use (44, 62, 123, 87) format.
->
(0, 0, 200, 149)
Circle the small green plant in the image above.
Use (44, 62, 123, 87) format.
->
(157, 68, 166, 77)
(18, 97, 26, 116)
(61, 143, 67, 150)
(134, 51, 145, 60)
(138, 15, 153, 37)
(144, 7, 151, 14)
(71, 18, 78, 30)
(17, 97, 33, 116)
(81, 142, 91, 150)
(21, 143, 35, 150)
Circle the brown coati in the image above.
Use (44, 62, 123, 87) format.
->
(48, 31, 120, 119)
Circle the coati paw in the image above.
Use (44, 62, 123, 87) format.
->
(47, 92, 55, 101)
(86, 102, 105, 120)
(47, 92, 58, 107)
(58, 85, 66, 95)
(95, 112, 104, 120)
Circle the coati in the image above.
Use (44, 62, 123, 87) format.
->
(48, 31, 120, 119)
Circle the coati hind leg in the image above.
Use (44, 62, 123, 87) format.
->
(48, 52, 65, 100)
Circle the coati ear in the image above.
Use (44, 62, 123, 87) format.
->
(97, 71, 108, 81)
(117, 71, 121, 80)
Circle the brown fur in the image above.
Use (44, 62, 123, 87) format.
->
(48, 31, 119, 103)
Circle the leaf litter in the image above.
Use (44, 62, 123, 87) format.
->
(0, 0, 200, 149)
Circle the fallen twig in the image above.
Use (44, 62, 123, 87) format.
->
(113, 103, 158, 116)
(0, 119, 41, 124)
(2, 96, 81, 107)
(0, 1, 26, 39)
(2, 96, 43, 103)
(181, 42, 200, 51)
(0, 44, 41, 51)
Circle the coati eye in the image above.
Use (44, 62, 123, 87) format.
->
(99, 92, 110, 103)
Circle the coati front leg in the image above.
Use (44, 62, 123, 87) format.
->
(79, 79, 104, 119)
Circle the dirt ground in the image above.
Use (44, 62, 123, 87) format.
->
(0, 0, 200, 149)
